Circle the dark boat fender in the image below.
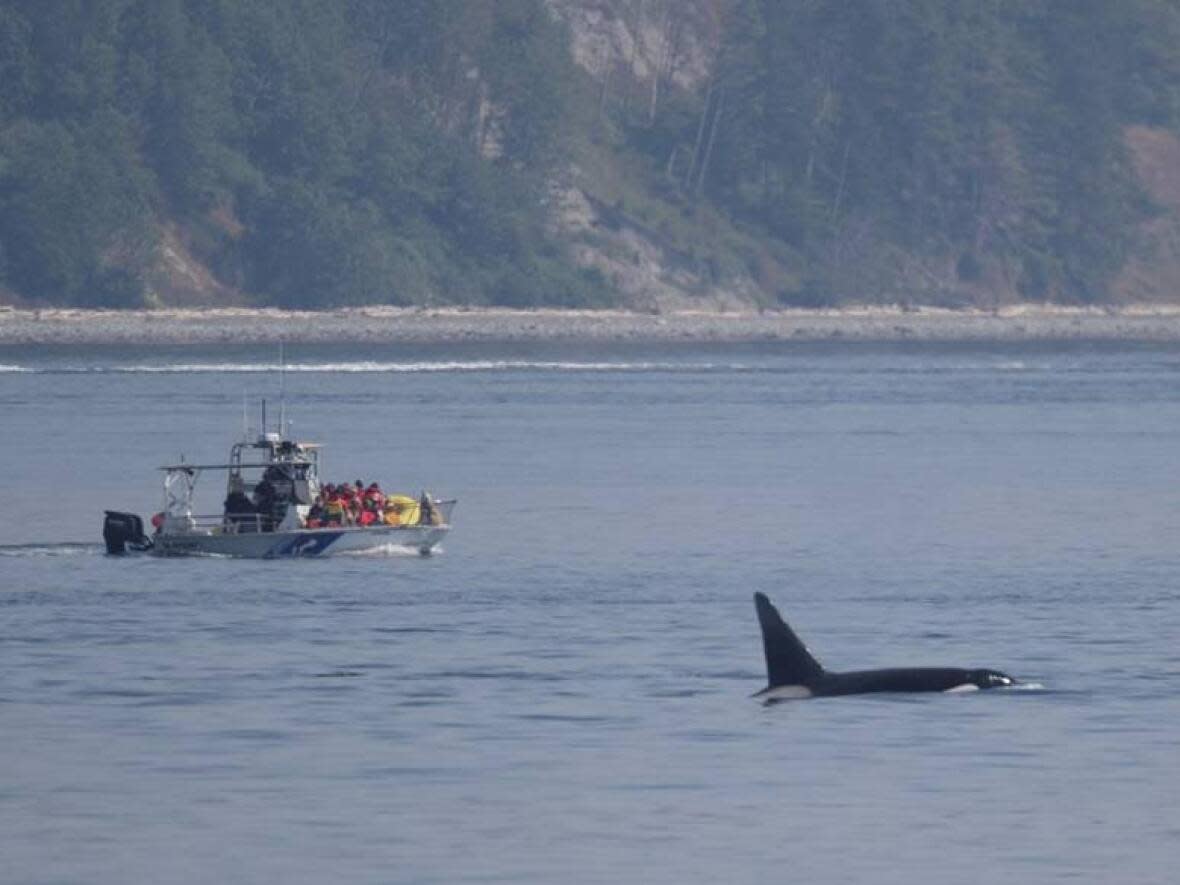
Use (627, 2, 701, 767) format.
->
(103, 511, 154, 555)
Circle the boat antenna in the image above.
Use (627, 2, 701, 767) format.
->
(278, 340, 286, 438)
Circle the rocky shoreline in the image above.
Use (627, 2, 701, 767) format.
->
(3, 305, 1180, 346)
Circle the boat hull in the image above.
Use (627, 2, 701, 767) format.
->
(151, 524, 449, 558)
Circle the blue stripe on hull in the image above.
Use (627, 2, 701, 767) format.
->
(268, 532, 343, 558)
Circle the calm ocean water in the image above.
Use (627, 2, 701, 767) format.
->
(2, 341, 1178, 884)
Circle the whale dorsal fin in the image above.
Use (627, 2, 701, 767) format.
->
(754, 593, 825, 687)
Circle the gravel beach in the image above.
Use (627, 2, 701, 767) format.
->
(3, 304, 1180, 346)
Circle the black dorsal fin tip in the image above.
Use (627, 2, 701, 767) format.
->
(753, 592, 825, 687)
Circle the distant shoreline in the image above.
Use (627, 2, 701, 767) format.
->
(3, 305, 1180, 346)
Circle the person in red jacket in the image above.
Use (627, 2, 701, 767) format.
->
(364, 482, 385, 510)
(358, 498, 380, 526)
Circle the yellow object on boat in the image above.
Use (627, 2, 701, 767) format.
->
(383, 494, 420, 526)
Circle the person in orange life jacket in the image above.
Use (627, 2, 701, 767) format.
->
(324, 493, 346, 526)
(358, 498, 380, 526)
(334, 483, 352, 519)
(364, 482, 385, 510)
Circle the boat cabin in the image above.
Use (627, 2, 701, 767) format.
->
(160, 432, 322, 535)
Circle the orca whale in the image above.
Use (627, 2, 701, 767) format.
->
(752, 592, 1016, 701)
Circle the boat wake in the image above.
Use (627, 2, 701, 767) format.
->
(0, 357, 1117, 376)
(4, 359, 732, 375)
(335, 543, 436, 558)
(1001, 681, 1045, 692)
(0, 542, 103, 557)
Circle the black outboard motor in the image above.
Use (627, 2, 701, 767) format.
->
(103, 511, 154, 555)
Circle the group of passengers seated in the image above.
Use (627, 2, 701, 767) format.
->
(304, 480, 434, 529)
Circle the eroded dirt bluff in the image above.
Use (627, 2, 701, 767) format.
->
(1116, 125, 1180, 304)
(542, 0, 764, 311)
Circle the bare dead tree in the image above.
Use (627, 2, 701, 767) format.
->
(686, 75, 715, 190)
(695, 86, 725, 196)
(830, 139, 851, 222)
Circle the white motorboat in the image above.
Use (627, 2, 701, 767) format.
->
(103, 411, 455, 558)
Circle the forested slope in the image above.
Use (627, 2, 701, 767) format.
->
(3, 0, 1180, 309)
(0, 0, 606, 307)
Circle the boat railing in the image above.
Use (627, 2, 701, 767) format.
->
(220, 512, 273, 533)
(164, 513, 272, 535)
(431, 499, 458, 526)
